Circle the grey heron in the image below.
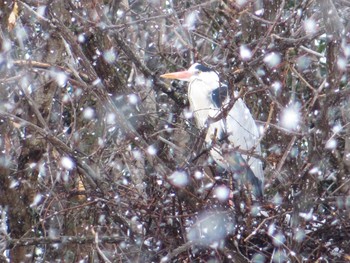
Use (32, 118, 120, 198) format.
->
(160, 63, 264, 197)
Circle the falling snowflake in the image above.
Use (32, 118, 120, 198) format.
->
(103, 49, 117, 64)
(147, 145, 158, 156)
(213, 185, 230, 202)
(168, 171, 188, 187)
(280, 104, 300, 131)
(240, 45, 252, 61)
(60, 156, 75, 170)
(304, 18, 317, 35)
(263, 52, 281, 68)
(83, 107, 95, 120)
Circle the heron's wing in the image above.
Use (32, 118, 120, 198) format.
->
(223, 150, 263, 197)
(225, 96, 264, 190)
(226, 93, 260, 147)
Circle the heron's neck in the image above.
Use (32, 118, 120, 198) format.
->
(188, 79, 216, 128)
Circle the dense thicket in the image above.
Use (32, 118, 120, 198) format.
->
(0, 0, 350, 262)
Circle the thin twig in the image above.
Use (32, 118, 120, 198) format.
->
(251, 0, 286, 57)
(93, 230, 112, 263)
(276, 136, 297, 180)
(244, 215, 278, 242)
(6, 235, 126, 248)
(290, 66, 316, 92)
(300, 45, 324, 58)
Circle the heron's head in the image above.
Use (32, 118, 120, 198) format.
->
(160, 63, 219, 88)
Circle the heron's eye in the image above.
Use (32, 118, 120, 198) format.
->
(193, 70, 201, 75)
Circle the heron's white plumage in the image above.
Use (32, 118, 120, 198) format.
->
(161, 63, 264, 196)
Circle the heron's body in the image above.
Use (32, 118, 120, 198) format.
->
(161, 63, 264, 197)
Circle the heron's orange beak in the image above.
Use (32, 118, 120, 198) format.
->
(160, 71, 193, 81)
